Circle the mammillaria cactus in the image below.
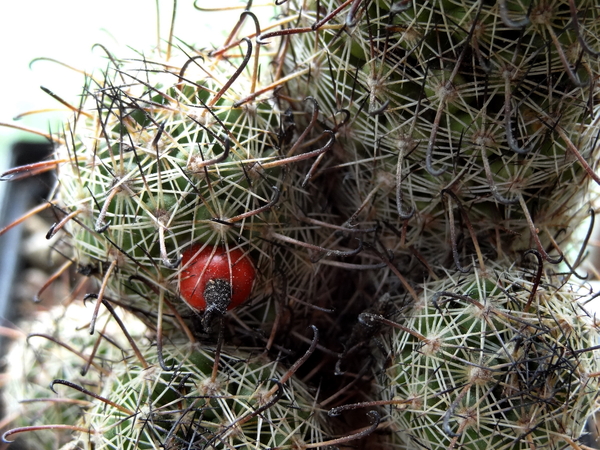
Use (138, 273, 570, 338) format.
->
(2, 7, 348, 349)
(68, 339, 331, 449)
(361, 262, 600, 449)
(271, 0, 600, 272)
(2, 0, 600, 449)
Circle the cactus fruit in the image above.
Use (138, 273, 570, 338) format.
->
(51, 42, 275, 316)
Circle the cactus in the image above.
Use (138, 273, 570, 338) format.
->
(2, 0, 600, 449)
(365, 262, 600, 449)
(271, 0, 600, 271)
(70, 341, 330, 449)
(28, 12, 347, 349)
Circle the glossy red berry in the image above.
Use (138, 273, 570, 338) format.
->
(179, 245, 256, 312)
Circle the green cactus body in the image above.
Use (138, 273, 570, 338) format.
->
(55, 46, 276, 292)
(48, 24, 348, 335)
(373, 265, 600, 449)
(75, 343, 328, 449)
(273, 0, 600, 271)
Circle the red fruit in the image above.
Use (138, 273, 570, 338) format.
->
(179, 245, 256, 312)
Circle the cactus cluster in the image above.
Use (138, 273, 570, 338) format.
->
(2, 0, 600, 449)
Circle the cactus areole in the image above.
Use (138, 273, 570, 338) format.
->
(179, 245, 256, 313)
